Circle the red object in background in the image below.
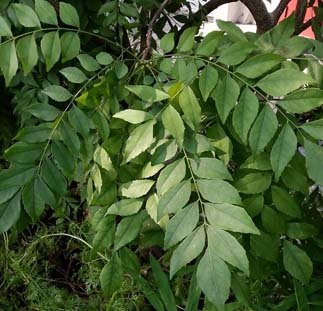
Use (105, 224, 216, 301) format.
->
(279, 0, 318, 38)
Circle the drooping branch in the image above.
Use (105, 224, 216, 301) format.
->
(141, 0, 172, 60)
(272, 0, 293, 24)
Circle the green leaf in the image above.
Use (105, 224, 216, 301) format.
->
(276, 36, 312, 58)
(59, 67, 87, 84)
(272, 186, 301, 218)
(93, 111, 110, 139)
(236, 53, 285, 79)
(34, 175, 56, 207)
(115, 61, 128, 79)
(43, 85, 72, 102)
(283, 240, 313, 285)
(270, 123, 297, 181)
(113, 109, 153, 124)
(123, 120, 156, 163)
(106, 199, 143, 216)
(293, 279, 310, 311)
(120, 180, 154, 198)
(218, 41, 254, 65)
(28, 102, 60, 121)
(114, 211, 146, 250)
(16, 35, 38, 76)
(197, 245, 231, 311)
(0, 16, 12, 37)
(207, 225, 249, 275)
(77, 54, 100, 71)
(96, 52, 113, 65)
(190, 157, 232, 180)
(304, 139, 323, 185)
(59, 2, 80, 28)
(41, 31, 61, 71)
(241, 153, 271, 171)
(185, 271, 201, 311)
(235, 172, 272, 194)
(61, 32, 80, 62)
(278, 89, 323, 113)
(242, 195, 264, 218)
(301, 119, 323, 139)
(162, 105, 185, 145)
(126, 85, 169, 102)
(249, 105, 278, 155)
(51, 140, 75, 179)
(199, 65, 218, 102)
(261, 206, 286, 234)
(213, 74, 240, 124)
(156, 158, 186, 195)
(256, 69, 314, 96)
(170, 226, 205, 278)
(217, 20, 247, 42)
(59, 120, 81, 154)
(196, 31, 223, 56)
(150, 255, 177, 311)
(197, 179, 241, 205)
(165, 201, 199, 249)
(35, 0, 58, 25)
(0, 190, 21, 234)
(11, 3, 40, 28)
(232, 88, 259, 144)
(100, 253, 123, 297)
(205, 203, 259, 234)
(0, 167, 36, 188)
(0, 187, 19, 205)
(151, 140, 177, 165)
(22, 178, 45, 222)
(157, 179, 191, 219)
(250, 231, 280, 262)
(179, 86, 201, 130)
(177, 27, 196, 52)
(160, 33, 175, 53)
(287, 223, 319, 239)
(68, 105, 90, 138)
(16, 124, 51, 143)
(93, 214, 115, 251)
(0, 41, 18, 86)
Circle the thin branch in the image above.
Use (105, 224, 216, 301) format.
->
(141, 0, 172, 60)
(272, 0, 293, 23)
(294, 17, 314, 35)
(295, 0, 308, 34)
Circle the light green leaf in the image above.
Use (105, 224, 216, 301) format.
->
(115, 61, 128, 79)
(235, 172, 272, 194)
(151, 140, 177, 165)
(0, 16, 12, 37)
(35, 0, 58, 25)
(287, 223, 319, 239)
(207, 225, 249, 275)
(241, 153, 271, 171)
(0, 190, 21, 234)
(233, 88, 259, 144)
(156, 158, 186, 195)
(165, 201, 199, 249)
(177, 27, 196, 52)
(96, 52, 113, 65)
(61, 32, 80, 62)
(141, 162, 164, 179)
(126, 85, 169, 102)
(113, 109, 153, 124)
(59, 2, 80, 28)
(15, 124, 51, 143)
(170, 226, 205, 278)
(205, 203, 259, 234)
(301, 119, 323, 140)
(199, 65, 218, 102)
(162, 105, 185, 145)
(11, 3, 40, 28)
(59, 67, 87, 84)
(41, 159, 67, 195)
(213, 74, 240, 124)
(51, 140, 75, 179)
(270, 123, 297, 181)
(93, 146, 114, 172)
(278, 89, 323, 113)
(123, 120, 156, 163)
(236, 53, 285, 79)
(190, 157, 232, 180)
(68, 105, 90, 138)
(114, 211, 147, 250)
(217, 19, 247, 42)
(120, 180, 155, 198)
(197, 245, 231, 311)
(77, 54, 100, 71)
(28, 102, 60, 121)
(196, 31, 223, 56)
(272, 186, 301, 218)
(43, 85, 72, 102)
(0, 41, 18, 86)
(100, 253, 123, 297)
(304, 139, 323, 185)
(283, 240, 313, 285)
(197, 179, 241, 205)
(0, 167, 36, 188)
(218, 41, 254, 65)
(249, 105, 278, 154)
(160, 33, 175, 53)
(41, 31, 61, 71)
(179, 86, 201, 129)
(256, 69, 314, 96)
(106, 199, 143, 216)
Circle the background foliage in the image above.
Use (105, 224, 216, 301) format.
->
(0, 0, 323, 310)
